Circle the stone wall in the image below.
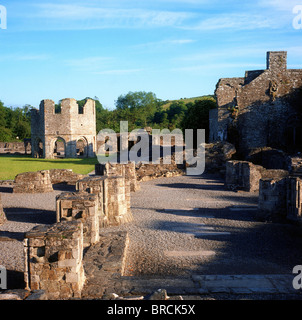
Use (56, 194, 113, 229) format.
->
(212, 51, 302, 157)
(225, 160, 289, 192)
(95, 161, 140, 192)
(24, 221, 85, 299)
(13, 170, 53, 193)
(258, 178, 288, 218)
(0, 194, 6, 225)
(76, 175, 132, 227)
(56, 192, 99, 247)
(258, 176, 302, 222)
(49, 169, 87, 185)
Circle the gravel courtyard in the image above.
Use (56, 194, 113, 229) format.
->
(1, 173, 302, 292)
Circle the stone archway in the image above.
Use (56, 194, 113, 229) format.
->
(34, 138, 44, 158)
(76, 137, 88, 158)
(53, 137, 66, 158)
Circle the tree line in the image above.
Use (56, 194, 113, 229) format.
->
(0, 91, 217, 142)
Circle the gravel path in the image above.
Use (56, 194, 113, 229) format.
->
(1, 174, 302, 290)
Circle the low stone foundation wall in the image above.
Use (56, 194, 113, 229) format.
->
(24, 221, 85, 299)
(258, 176, 302, 222)
(49, 169, 87, 185)
(225, 160, 289, 192)
(13, 170, 53, 193)
(0, 194, 6, 225)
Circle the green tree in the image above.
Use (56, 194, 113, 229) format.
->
(115, 91, 161, 127)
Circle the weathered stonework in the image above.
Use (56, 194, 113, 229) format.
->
(225, 160, 289, 192)
(258, 178, 288, 218)
(95, 161, 140, 192)
(24, 221, 85, 300)
(31, 98, 96, 159)
(56, 192, 99, 247)
(211, 51, 302, 157)
(0, 194, 6, 225)
(49, 169, 87, 185)
(13, 170, 53, 193)
(258, 176, 302, 222)
(76, 175, 132, 227)
(286, 177, 302, 221)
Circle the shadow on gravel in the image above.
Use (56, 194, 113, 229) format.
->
(156, 182, 226, 191)
(6, 270, 24, 290)
(0, 186, 13, 193)
(4, 208, 56, 225)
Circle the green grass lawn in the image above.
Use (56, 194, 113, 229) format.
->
(0, 154, 99, 180)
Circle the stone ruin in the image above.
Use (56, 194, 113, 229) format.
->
(210, 51, 302, 158)
(19, 163, 135, 299)
(13, 170, 54, 193)
(0, 194, 6, 225)
(76, 175, 132, 227)
(207, 51, 302, 224)
(24, 221, 85, 300)
(31, 98, 96, 159)
(95, 161, 140, 192)
(225, 160, 289, 192)
(13, 169, 87, 193)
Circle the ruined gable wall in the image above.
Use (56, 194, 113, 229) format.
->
(214, 52, 302, 156)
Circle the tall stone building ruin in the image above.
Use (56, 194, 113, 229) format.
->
(210, 51, 302, 157)
(31, 98, 96, 159)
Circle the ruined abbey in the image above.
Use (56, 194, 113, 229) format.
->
(0, 50, 302, 301)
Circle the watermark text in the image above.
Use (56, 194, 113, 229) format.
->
(0, 5, 7, 30)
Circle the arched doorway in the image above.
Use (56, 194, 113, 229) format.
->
(35, 138, 44, 158)
(76, 137, 88, 158)
(53, 137, 66, 158)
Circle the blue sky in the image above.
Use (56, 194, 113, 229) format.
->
(0, 0, 302, 110)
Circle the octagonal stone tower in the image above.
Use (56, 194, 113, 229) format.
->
(31, 98, 96, 159)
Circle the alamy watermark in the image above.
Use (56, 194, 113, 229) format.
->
(0, 5, 7, 30)
(0, 265, 7, 290)
(293, 5, 302, 29)
(293, 265, 302, 290)
(97, 121, 205, 175)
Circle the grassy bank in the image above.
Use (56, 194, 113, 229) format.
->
(0, 154, 98, 180)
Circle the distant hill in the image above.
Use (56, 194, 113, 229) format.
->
(161, 95, 215, 110)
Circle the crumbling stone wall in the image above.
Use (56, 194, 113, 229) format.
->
(49, 169, 87, 185)
(0, 194, 6, 225)
(95, 161, 140, 192)
(56, 192, 99, 247)
(211, 51, 302, 157)
(258, 176, 302, 222)
(76, 175, 132, 227)
(13, 170, 53, 193)
(24, 221, 85, 299)
(31, 98, 96, 159)
(225, 160, 289, 192)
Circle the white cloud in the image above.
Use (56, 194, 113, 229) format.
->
(29, 3, 193, 29)
(184, 13, 280, 31)
(93, 68, 145, 75)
